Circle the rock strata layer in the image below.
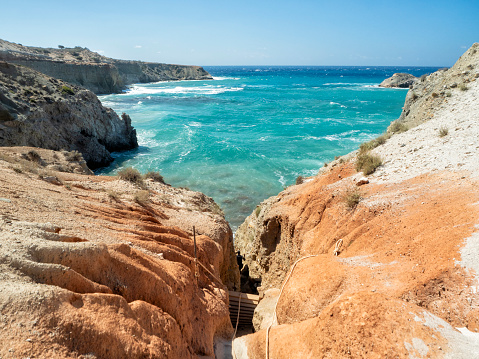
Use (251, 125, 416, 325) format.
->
(0, 39, 213, 94)
(0, 62, 137, 168)
(234, 43, 479, 358)
(0, 147, 240, 358)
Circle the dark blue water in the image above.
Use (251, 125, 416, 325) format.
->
(98, 66, 438, 229)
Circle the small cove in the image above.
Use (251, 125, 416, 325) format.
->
(97, 66, 438, 229)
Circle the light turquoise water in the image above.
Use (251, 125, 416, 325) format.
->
(98, 66, 438, 229)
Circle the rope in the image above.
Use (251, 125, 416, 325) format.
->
(265, 254, 318, 359)
(334, 238, 343, 256)
(231, 292, 242, 359)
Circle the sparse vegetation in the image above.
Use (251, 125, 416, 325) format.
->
(411, 92, 418, 101)
(446, 91, 452, 97)
(360, 133, 389, 153)
(118, 167, 145, 188)
(144, 171, 165, 184)
(390, 121, 409, 134)
(107, 190, 121, 201)
(459, 83, 469, 91)
(61, 85, 75, 96)
(431, 92, 439, 98)
(356, 152, 382, 175)
(21, 150, 44, 165)
(12, 167, 23, 173)
(255, 206, 262, 217)
(420, 74, 428, 82)
(63, 150, 83, 162)
(134, 190, 150, 205)
(295, 176, 304, 185)
(343, 187, 362, 209)
(438, 126, 449, 137)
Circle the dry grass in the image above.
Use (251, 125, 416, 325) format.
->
(134, 190, 150, 205)
(390, 121, 409, 134)
(356, 152, 382, 175)
(144, 171, 165, 184)
(438, 126, 449, 137)
(63, 150, 83, 162)
(118, 167, 145, 188)
(343, 188, 362, 209)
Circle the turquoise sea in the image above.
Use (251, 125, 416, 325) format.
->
(98, 66, 439, 229)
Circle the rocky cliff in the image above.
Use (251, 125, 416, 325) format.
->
(233, 44, 479, 358)
(0, 62, 137, 169)
(0, 146, 239, 358)
(379, 72, 418, 88)
(0, 39, 213, 94)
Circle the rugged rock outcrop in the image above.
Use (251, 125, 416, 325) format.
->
(0, 39, 213, 94)
(0, 147, 240, 358)
(0, 62, 137, 168)
(379, 72, 418, 88)
(233, 44, 479, 358)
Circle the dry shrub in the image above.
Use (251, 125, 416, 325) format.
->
(390, 121, 409, 134)
(118, 167, 145, 188)
(144, 171, 165, 184)
(64, 150, 83, 162)
(356, 152, 382, 175)
(438, 126, 449, 137)
(343, 188, 362, 209)
(295, 176, 304, 185)
(134, 190, 150, 205)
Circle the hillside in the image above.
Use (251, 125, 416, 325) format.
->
(0, 39, 213, 94)
(233, 43, 479, 358)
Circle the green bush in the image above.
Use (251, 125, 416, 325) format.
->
(356, 152, 382, 175)
(61, 85, 75, 96)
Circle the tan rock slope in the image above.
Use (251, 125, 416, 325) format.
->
(234, 43, 479, 358)
(0, 39, 213, 94)
(0, 62, 137, 169)
(0, 147, 239, 358)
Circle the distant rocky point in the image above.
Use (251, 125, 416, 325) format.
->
(379, 72, 418, 88)
(0, 61, 137, 168)
(0, 39, 213, 94)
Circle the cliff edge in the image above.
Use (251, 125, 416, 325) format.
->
(0, 147, 239, 358)
(0, 39, 213, 94)
(0, 62, 137, 169)
(233, 44, 479, 358)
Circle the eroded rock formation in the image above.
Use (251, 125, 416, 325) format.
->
(233, 44, 479, 358)
(0, 62, 137, 169)
(379, 72, 418, 88)
(0, 147, 239, 358)
(0, 39, 213, 94)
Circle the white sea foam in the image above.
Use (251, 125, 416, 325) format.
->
(125, 85, 244, 96)
(212, 76, 241, 80)
(329, 101, 347, 108)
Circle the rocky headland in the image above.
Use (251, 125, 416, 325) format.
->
(233, 43, 479, 358)
(0, 61, 137, 169)
(0, 146, 239, 358)
(379, 72, 418, 88)
(0, 39, 213, 94)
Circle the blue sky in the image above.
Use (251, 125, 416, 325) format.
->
(2, 0, 478, 66)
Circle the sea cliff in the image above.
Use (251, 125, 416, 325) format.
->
(233, 43, 479, 358)
(0, 39, 213, 94)
(0, 62, 137, 169)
